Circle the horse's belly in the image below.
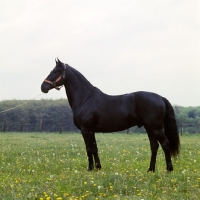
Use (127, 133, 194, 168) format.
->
(94, 116, 138, 132)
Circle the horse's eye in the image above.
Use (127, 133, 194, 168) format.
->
(52, 69, 58, 73)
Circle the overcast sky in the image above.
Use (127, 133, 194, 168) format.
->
(0, 1, 199, 106)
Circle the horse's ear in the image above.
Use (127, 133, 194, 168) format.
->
(57, 58, 62, 64)
(55, 58, 58, 64)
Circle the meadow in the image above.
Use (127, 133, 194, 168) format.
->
(0, 133, 199, 200)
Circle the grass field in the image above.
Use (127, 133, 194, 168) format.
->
(0, 132, 200, 200)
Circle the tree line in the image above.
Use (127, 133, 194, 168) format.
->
(0, 99, 200, 133)
(0, 99, 78, 132)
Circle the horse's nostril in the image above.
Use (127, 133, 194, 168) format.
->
(43, 90, 49, 93)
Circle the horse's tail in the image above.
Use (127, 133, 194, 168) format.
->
(162, 97, 180, 158)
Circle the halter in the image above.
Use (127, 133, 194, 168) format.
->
(44, 75, 63, 90)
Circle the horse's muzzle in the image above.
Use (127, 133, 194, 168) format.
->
(41, 85, 50, 93)
(42, 89, 49, 93)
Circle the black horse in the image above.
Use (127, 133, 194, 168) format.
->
(41, 58, 180, 172)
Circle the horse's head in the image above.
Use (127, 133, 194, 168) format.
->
(41, 58, 66, 93)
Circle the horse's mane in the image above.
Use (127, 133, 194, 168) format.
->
(67, 64, 101, 91)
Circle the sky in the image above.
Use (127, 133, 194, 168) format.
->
(0, 0, 199, 106)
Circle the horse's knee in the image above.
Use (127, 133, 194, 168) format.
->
(152, 130, 170, 151)
(151, 142, 159, 152)
(86, 148, 93, 156)
(160, 139, 170, 152)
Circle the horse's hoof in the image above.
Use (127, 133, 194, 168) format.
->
(96, 164, 101, 170)
(167, 168, 173, 172)
(147, 168, 155, 173)
(167, 166, 173, 172)
(87, 167, 94, 171)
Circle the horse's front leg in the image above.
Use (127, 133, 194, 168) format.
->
(81, 127, 101, 170)
(91, 131, 101, 169)
(81, 127, 94, 170)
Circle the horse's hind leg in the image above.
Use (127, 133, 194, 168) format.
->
(145, 127, 159, 172)
(150, 128, 173, 172)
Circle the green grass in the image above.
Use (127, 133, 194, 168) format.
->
(0, 133, 200, 200)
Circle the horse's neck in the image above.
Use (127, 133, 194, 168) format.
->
(64, 67, 95, 109)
